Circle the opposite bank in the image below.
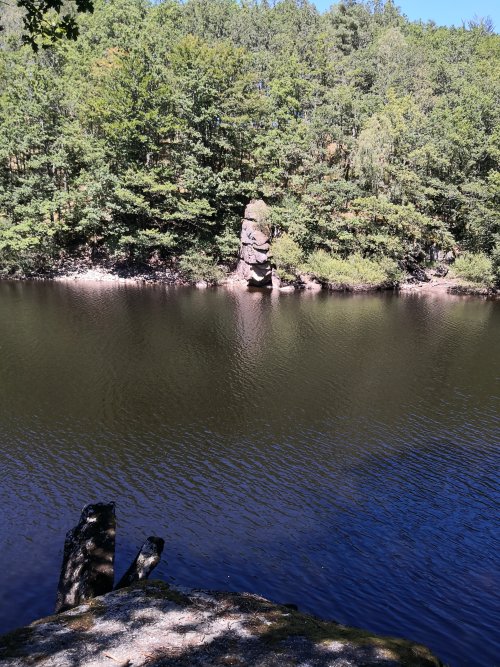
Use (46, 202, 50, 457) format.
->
(1, 200, 498, 298)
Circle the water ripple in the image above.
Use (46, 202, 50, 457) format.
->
(0, 283, 499, 666)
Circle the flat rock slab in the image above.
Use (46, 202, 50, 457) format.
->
(0, 581, 443, 667)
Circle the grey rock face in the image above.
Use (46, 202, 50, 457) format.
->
(251, 228, 270, 247)
(299, 273, 322, 291)
(249, 263, 272, 286)
(444, 251, 455, 264)
(241, 244, 268, 265)
(253, 249, 269, 264)
(271, 269, 282, 289)
(55, 502, 116, 613)
(433, 264, 449, 277)
(244, 199, 270, 224)
(241, 220, 256, 245)
(235, 258, 252, 280)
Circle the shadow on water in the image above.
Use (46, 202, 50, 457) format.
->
(0, 281, 499, 666)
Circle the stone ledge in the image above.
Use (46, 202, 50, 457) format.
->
(0, 581, 445, 667)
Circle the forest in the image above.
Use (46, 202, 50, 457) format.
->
(0, 0, 499, 286)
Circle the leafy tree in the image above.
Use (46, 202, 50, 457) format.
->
(1, 0, 94, 49)
(0, 0, 498, 280)
(270, 233, 303, 281)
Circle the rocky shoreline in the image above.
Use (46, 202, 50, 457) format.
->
(1, 265, 498, 299)
(1, 200, 498, 299)
(2, 203, 498, 299)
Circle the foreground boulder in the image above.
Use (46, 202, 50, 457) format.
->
(0, 581, 444, 667)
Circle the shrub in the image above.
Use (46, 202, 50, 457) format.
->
(305, 251, 401, 288)
(0, 219, 60, 275)
(451, 252, 494, 286)
(270, 234, 303, 282)
(491, 242, 500, 286)
(118, 229, 176, 262)
(178, 250, 224, 284)
(214, 228, 240, 264)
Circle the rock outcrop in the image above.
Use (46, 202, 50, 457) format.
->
(236, 200, 273, 286)
(115, 537, 165, 590)
(55, 502, 116, 614)
(1, 504, 445, 666)
(55, 504, 164, 614)
(0, 581, 444, 667)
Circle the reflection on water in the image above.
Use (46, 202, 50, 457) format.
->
(0, 282, 499, 667)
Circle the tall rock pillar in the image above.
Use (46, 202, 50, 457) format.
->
(236, 200, 272, 286)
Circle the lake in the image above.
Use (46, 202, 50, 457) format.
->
(0, 281, 498, 666)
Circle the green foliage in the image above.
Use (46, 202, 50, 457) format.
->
(270, 233, 303, 282)
(0, 217, 62, 274)
(118, 229, 176, 263)
(306, 251, 402, 288)
(213, 227, 240, 263)
(178, 248, 224, 284)
(349, 196, 454, 259)
(5, 0, 95, 50)
(491, 241, 500, 285)
(452, 252, 495, 286)
(0, 0, 499, 279)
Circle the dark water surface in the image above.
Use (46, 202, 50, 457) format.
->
(0, 282, 498, 665)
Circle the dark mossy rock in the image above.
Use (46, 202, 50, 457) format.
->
(55, 502, 116, 613)
(433, 264, 449, 277)
(248, 262, 272, 286)
(115, 536, 165, 589)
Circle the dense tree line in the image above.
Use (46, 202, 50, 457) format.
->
(0, 0, 499, 284)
